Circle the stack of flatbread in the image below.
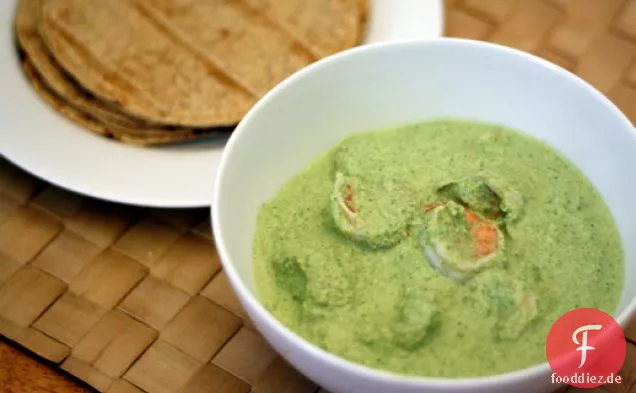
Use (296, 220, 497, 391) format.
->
(15, 0, 369, 146)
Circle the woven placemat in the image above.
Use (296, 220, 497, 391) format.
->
(2, 1, 636, 393)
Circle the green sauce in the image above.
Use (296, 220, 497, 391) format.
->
(252, 119, 624, 377)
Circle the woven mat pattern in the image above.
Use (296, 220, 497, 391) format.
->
(0, 176, 304, 393)
(2, 1, 636, 392)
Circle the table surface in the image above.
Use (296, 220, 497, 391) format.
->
(1, 339, 89, 392)
(5, 0, 636, 392)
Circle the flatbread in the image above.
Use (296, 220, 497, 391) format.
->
(15, 0, 211, 137)
(16, 0, 150, 129)
(241, 0, 370, 58)
(38, 0, 368, 127)
(21, 58, 227, 146)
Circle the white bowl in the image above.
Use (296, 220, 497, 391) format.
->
(212, 38, 636, 393)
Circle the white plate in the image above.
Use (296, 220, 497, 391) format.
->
(0, 0, 444, 208)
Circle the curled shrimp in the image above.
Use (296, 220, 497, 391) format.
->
(437, 171, 524, 224)
(419, 201, 505, 281)
(331, 172, 415, 249)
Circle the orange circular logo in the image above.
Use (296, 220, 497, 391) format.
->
(546, 308, 626, 388)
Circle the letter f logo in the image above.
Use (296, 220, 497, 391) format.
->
(573, 324, 602, 368)
(546, 308, 625, 389)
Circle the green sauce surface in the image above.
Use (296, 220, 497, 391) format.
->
(252, 119, 624, 377)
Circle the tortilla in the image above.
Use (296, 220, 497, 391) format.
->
(15, 0, 153, 129)
(38, 0, 368, 127)
(21, 58, 226, 146)
(241, 0, 370, 58)
(15, 0, 229, 143)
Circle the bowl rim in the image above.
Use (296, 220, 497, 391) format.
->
(212, 37, 636, 387)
